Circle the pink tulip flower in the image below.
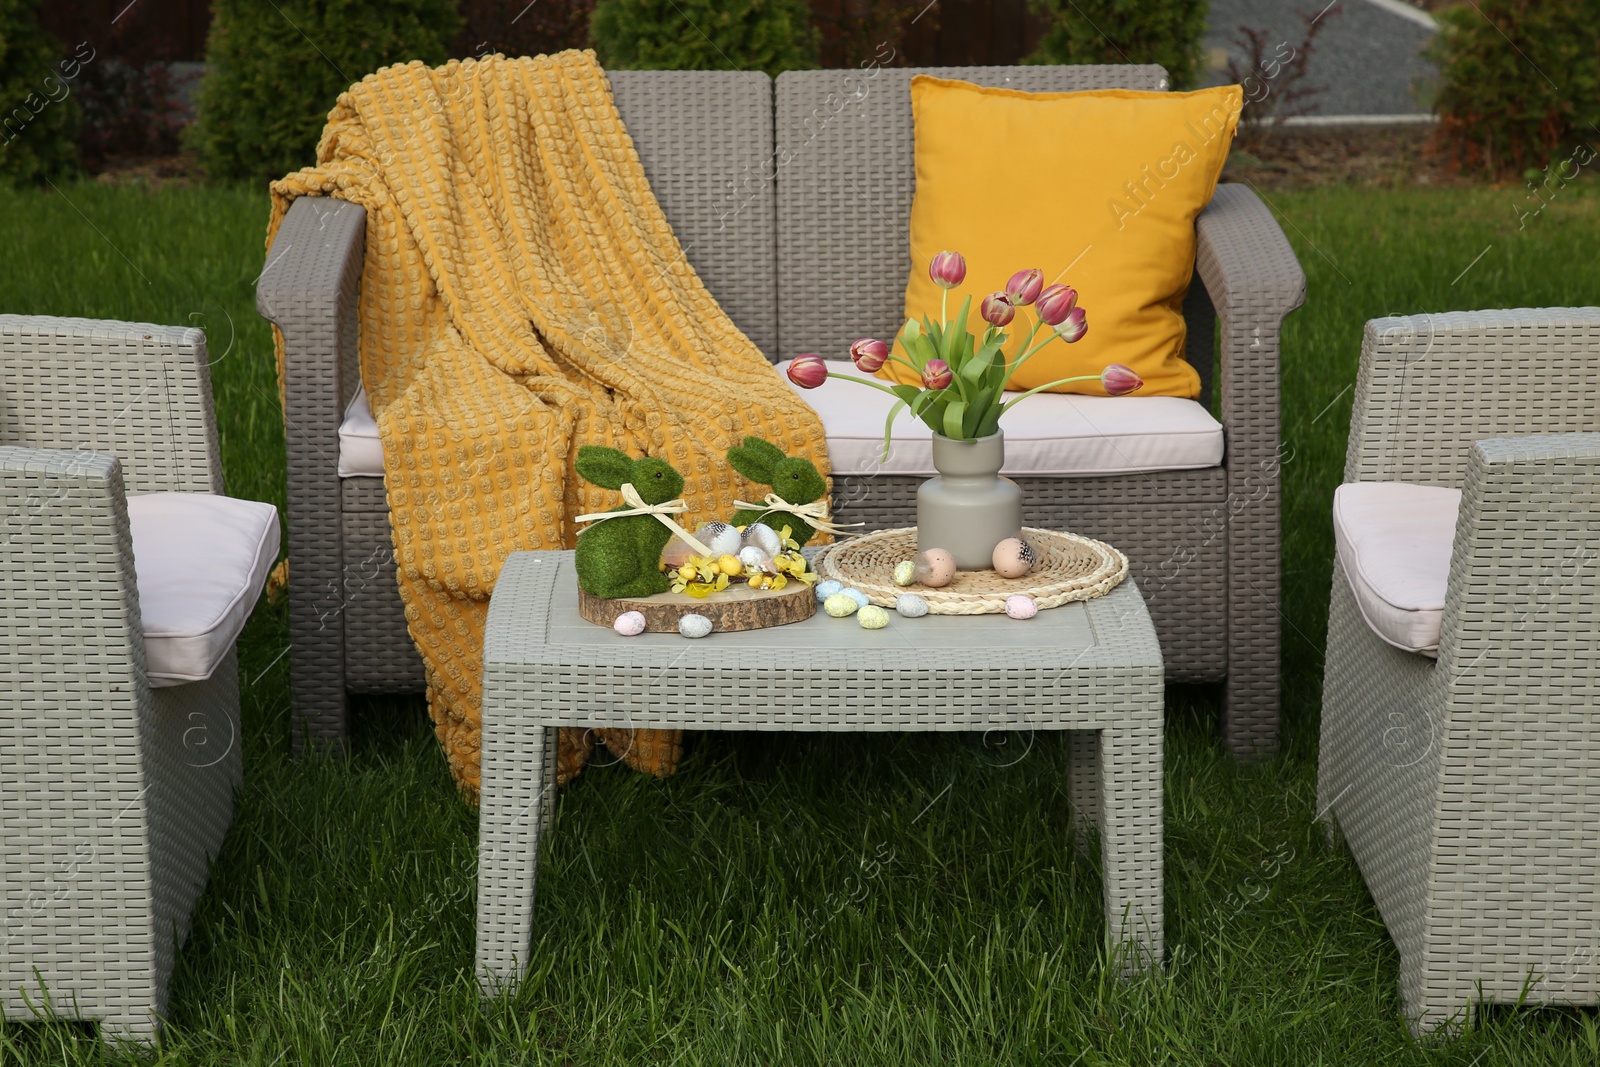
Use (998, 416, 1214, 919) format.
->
(980, 292, 1015, 327)
(787, 354, 829, 389)
(1053, 306, 1088, 343)
(1035, 284, 1079, 326)
(928, 251, 967, 289)
(921, 359, 953, 390)
(849, 337, 890, 373)
(1101, 362, 1142, 396)
(1004, 268, 1044, 306)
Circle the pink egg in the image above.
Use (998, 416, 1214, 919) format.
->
(1005, 595, 1038, 620)
(613, 610, 647, 636)
(991, 537, 1035, 579)
(914, 548, 956, 588)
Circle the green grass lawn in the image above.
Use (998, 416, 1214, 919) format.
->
(1, 176, 1598, 1065)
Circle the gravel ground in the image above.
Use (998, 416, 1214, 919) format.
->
(1200, 0, 1438, 117)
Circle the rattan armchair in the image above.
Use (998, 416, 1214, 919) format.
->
(259, 65, 1305, 757)
(1317, 309, 1600, 1033)
(0, 316, 263, 1044)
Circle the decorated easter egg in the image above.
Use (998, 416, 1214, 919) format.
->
(843, 587, 871, 608)
(741, 522, 783, 558)
(914, 548, 956, 588)
(815, 579, 843, 602)
(893, 560, 916, 587)
(678, 613, 714, 638)
(613, 610, 647, 636)
(661, 538, 697, 570)
(824, 593, 860, 617)
(694, 521, 743, 559)
(992, 537, 1036, 579)
(895, 593, 929, 618)
(858, 605, 890, 629)
(1005, 595, 1038, 620)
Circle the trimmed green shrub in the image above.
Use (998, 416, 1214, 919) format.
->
(590, 0, 819, 77)
(1431, 0, 1600, 178)
(1026, 0, 1208, 90)
(192, 0, 461, 184)
(0, 0, 80, 186)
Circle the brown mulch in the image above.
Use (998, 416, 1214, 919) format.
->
(1223, 124, 1468, 190)
(92, 153, 205, 189)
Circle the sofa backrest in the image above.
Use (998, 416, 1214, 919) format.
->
(774, 65, 1167, 364)
(610, 70, 779, 358)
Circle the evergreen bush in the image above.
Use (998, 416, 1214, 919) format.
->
(192, 0, 460, 184)
(1026, 0, 1208, 90)
(0, 0, 81, 186)
(1431, 0, 1600, 179)
(590, 0, 819, 77)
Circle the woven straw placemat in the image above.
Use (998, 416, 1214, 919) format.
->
(812, 527, 1128, 615)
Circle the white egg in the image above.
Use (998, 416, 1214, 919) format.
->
(741, 522, 783, 558)
(678, 613, 713, 638)
(895, 593, 929, 618)
(739, 545, 774, 573)
(815, 579, 843, 602)
(695, 521, 743, 558)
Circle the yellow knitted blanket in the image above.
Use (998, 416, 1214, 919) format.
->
(267, 51, 829, 795)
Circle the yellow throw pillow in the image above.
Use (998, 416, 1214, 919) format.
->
(883, 76, 1242, 398)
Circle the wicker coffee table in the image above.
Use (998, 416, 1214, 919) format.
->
(475, 550, 1164, 993)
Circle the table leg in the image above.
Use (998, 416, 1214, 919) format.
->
(476, 724, 557, 996)
(1098, 718, 1163, 976)
(1065, 730, 1101, 851)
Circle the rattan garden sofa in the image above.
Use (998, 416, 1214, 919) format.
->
(0, 316, 277, 1043)
(257, 65, 1306, 757)
(1317, 309, 1600, 1033)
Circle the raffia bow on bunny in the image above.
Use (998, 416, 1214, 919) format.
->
(726, 436, 859, 546)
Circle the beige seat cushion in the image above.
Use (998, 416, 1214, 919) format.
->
(127, 493, 280, 686)
(1333, 481, 1461, 657)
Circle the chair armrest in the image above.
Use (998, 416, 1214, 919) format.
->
(1195, 184, 1306, 461)
(258, 195, 366, 747)
(1439, 432, 1600, 676)
(0, 316, 223, 494)
(0, 446, 148, 700)
(1344, 308, 1600, 488)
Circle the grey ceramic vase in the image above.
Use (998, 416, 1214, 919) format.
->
(917, 432, 1023, 570)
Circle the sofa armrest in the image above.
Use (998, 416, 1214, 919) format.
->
(0, 446, 148, 699)
(0, 316, 223, 495)
(257, 195, 366, 751)
(1344, 309, 1600, 489)
(1438, 430, 1600, 707)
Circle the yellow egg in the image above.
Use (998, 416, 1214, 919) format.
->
(717, 554, 744, 576)
(677, 564, 698, 579)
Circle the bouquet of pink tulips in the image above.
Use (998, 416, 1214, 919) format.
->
(788, 251, 1142, 456)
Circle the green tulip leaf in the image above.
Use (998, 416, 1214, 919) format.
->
(942, 398, 966, 439)
(880, 398, 908, 461)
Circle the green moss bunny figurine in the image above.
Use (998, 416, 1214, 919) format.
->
(573, 445, 686, 599)
(727, 436, 829, 546)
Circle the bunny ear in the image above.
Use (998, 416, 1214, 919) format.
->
(575, 445, 632, 490)
(743, 436, 788, 466)
(726, 439, 776, 485)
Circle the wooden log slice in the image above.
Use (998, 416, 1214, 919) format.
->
(578, 578, 817, 633)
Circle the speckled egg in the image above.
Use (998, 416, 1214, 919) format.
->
(992, 537, 1036, 579)
(823, 593, 860, 617)
(694, 521, 743, 559)
(678, 613, 714, 638)
(858, 605, 890, 629)
(843, 587, 871, 608)
(740, 522, 783, 558)
(613, 610, 647, 636)
(914, 548, 956, 588)
(814, 579, 843, 602)
(1004, 595, 1038, 620)
(892, 560, 916, 587)
(895, 593, 929, 618)
(738, 545, 773, 573)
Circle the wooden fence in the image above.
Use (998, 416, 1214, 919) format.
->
(37, 0, 1047, 66)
